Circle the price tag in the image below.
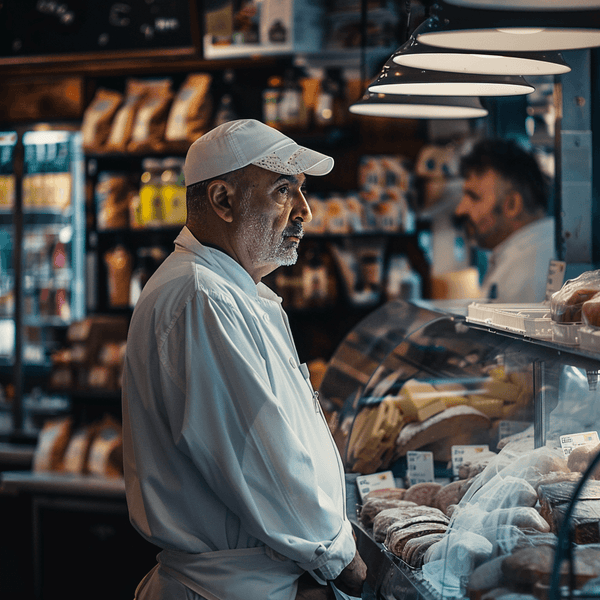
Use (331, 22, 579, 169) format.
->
(451, 445, 489, 477)
(356, 470, 398, 501)
(406, 451, 435, 486)
(560, 431, 600, 457)
(544, 260, 566, 302)
(498, 420, 531, 442)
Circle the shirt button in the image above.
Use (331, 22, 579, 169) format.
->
(263, 313, 270, 322)
(289, 357, 296, 368)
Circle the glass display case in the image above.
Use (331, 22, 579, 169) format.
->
(0, 129, 85, 367)
(320, 300, 600, 600)
(0, 129, 84, 438)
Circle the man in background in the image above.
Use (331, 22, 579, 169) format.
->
(455, 138, 556, 303)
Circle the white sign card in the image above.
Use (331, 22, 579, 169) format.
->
(560, 431, 600, 457)
(406, 451, 435, 486)
(544, 260, 566, 302)
(451, 445, 489, 477)
(356, 470, 398, 501)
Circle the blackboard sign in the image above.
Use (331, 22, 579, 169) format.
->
(0, 0, 201, 58)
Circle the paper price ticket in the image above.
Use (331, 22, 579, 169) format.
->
(451, 445, 489, 477)
(356, 470, 398, 501)
(560, 431, 600, 457)
(407, 451, 435, 486)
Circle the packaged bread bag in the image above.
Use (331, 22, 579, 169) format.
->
(104, 79, 149, 153)
(164, 73, 213, 150)
(550, 270, 600, 323)
(81, 88, 123, 152)
(33, 416, 74, 472)
(128, 78, 174, 154)
(62, 423, 99, 474)
(87, 415, 123, 478)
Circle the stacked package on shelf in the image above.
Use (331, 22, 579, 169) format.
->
(550, 269, 600, 349)
(358, 155, 415, 234)
(82, 74, 213, 155)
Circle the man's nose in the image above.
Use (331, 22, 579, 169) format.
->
(455, 195, 468, 216)
(294, 190, 312, 224)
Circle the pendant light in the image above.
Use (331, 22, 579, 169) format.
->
(446, 0, 600, 9)
(416, 1, 600, 52)
(367, 61, 535, 97)
(349, 92, 489, 119)
(392, 31, 571, 76)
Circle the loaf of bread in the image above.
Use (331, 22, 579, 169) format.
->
(372, 505, 446, 542)
(550, 270, 600, 323)
(583, 294, 600, 327)
(538, 480, 600, 544)
(468, 555, 506, 593)
(404, 482, 443, 506)
(567, 443, 600, 479)
(383, 511, 450, 547)
(534, 471, 581, 493)
(481, 507, 550, 533)
(471, 475, 538, 511)
(394, 405, 491, 459)
(359, 497, 417, 528)
(502, 544, 600, 588)
(386, 522, 448, 557)
(402, 532, 446, 568)
(432, 480, 464, 515)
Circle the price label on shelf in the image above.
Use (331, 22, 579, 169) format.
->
(560, 431, 600, 457)
(356, 470, 398, 501)
(406, 451, 434, 486)
(451, 445, 489, 477)
(544, 260, 566, 302)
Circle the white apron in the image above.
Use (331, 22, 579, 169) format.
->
(135, 546, 305, 600)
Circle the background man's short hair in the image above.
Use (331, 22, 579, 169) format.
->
(460, 138, 550, 213)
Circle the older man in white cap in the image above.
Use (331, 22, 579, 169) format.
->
(121, 120, 366, 600)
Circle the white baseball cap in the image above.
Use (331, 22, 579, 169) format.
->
(184, 119, 334, 186)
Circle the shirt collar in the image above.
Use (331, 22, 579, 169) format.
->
(174, 227, 282, 304)
(491, 216, 554, 263)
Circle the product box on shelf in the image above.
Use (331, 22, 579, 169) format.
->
(203, 0, 325, 58)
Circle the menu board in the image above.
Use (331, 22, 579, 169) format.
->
(0, 0, 200, 58)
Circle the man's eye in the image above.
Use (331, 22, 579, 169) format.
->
(278, 186, 290, 196)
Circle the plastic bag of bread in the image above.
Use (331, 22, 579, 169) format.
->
(62, 423, 99, 474)
(550, 270, 600, 323)
(104, 79, 149, 153)
(95, 172, 134, 230)
(164, 73, 213, 150)
(583, 294, 600, 328)
(127, 78, 174, 154)
(87, 415, 123, 478)
(81, 88, 123, 152)
(33, 416, 74, 472)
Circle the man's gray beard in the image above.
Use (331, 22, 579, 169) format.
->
(239, 189, 299, 267)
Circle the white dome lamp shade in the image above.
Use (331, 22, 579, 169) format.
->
(367, 61, 535, 97)
(392, 28, 571, 76)
(349, 91, 489, 119)
(416, 1, 600, 52)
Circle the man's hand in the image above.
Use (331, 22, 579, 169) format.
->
(332, 550, 367, 597)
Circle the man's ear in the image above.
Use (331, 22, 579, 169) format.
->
(503, 190, 524, 220)
(207, 179, 234, 223)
